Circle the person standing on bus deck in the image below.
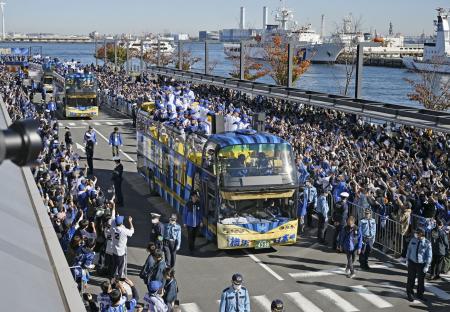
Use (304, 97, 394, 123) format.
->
(406, 227, 432, 302)
(163, 214, 181, 268)
(304, 180, 317, 228)
(47, 96, 57, 120)
(316, 189, 329, 244)
(219, 273, 250, 312)
(109, 127, 123, 157)
(111, 157, 124, 207)
(150, 213, 164, 250)
(359, 208, 376, 270)
(183, 191, 203, 253)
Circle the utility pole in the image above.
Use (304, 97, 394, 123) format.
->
(287, 42, 294, 88)
(204, 40, 209, 75)
(0, 2, 5, 41)
(140, 38, 144, 80)
(114, 38, 117, 72)
(239, 41, 245, 80)
(103, 36, 107, 65)
(126, 39, 129, 73)
(94, 36, 98, 67)
(178, 40, 183, 70)
(355, 42, 380, 99)
(157, 39, 161, 67)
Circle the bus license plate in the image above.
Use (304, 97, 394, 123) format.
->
(255, 240, 270, 249)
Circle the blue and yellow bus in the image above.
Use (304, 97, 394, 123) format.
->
(62, 73, 98, 118)
(137, 111, 299, 249)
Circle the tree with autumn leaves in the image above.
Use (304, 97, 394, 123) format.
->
(264, 35, 312, 86)
(95, 43, 128, 65)
(229, 45, 268, 81)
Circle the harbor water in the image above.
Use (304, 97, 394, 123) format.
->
(0, 42, 421, 107)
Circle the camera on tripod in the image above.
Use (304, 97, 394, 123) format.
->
(0, 119, 43, 166)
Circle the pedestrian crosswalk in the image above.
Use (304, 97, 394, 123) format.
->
(58, 120, 131, 128)
(179, 285, 424, 312)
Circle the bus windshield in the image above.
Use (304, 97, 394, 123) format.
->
(218, 143, 296, 188)
(66, 97, 97, 107)
(219, 197, 296, 224)
(43, 77, 53, 85)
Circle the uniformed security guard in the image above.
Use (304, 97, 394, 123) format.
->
(111, 157, 124, 207)
(271, 299, 284, 312)
(150, 213, 164, 250)
(405, 228, 432, 302)
(358, 208, 376, 270)
(163, 214, 181, 268)
(219, 273, 251, 312)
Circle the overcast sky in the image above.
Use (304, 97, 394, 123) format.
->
(3, 0, 448, 36)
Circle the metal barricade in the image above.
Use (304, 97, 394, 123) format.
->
(348, 201, 405, 255)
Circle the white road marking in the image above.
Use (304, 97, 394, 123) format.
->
(244, 250, 284, 281)
(251, 295, 272, 312)
(289, 268, 345, 278)
(58, 122, 63, 126)
(180, 303, 202, 312)
(316, 289, 359, 312)
(94, 122, 101, 126)
(75, 143, 85, 153)
(106, 121, 113, 125)
(284, 291, 323, 312)
(350, 285, 393, 308)
(93, 127, 136, 164)
(81, 122, 89, 126)
(380, 283, 423, 305)
(289, 264, 392, 279)
(425, 283, 450, 300)
(117, 121, 124, 125)
(68, 122, 75, 126)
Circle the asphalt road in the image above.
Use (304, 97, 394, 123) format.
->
(57, 104, 450, 312)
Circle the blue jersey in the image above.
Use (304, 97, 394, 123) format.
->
(107, 299, 137, 312)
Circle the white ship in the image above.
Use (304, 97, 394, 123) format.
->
(332, 17, 423, 59)
(402, 8, 450, 74)
(128, 39, 175, 55)
(223, 6, 343, 63)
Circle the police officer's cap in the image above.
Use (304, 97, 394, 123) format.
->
(415, 227, 425, 235)
(151, 213, 161, 219)
(364, 208, 372, 214)
(232, 273, 243, 285)
(271, 299, 284, 311)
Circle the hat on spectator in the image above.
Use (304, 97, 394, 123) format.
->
(148, 280, 162, 293)
(115, 215, 124, 225)
(340, 192, 350, 198)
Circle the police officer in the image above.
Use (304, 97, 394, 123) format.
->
(86, 138, 95, 175)
(163, 214, 181, 268)
(111, 157, 124, 207)
(64, 126, 73, 150)
(271, 299, 284, 312)
(429, 219, 449, 280)
(303, 180, 317, 228)
(84, 125, 97, 145)
(358, 208, 376, 270)
(405, 227, 432, 302)
(219, 273, 250, 312)
(183, 191, 203, 253)
(150, 213, 164, 250)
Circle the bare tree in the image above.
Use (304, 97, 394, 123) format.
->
(332, 14, 364, 96)
(405, 64, 450, 110)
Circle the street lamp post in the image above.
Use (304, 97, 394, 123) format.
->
(239, 41, 245, 80)
(287, 42, 294, 88)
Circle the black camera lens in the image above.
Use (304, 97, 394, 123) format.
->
(0, 119, 43, 166)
